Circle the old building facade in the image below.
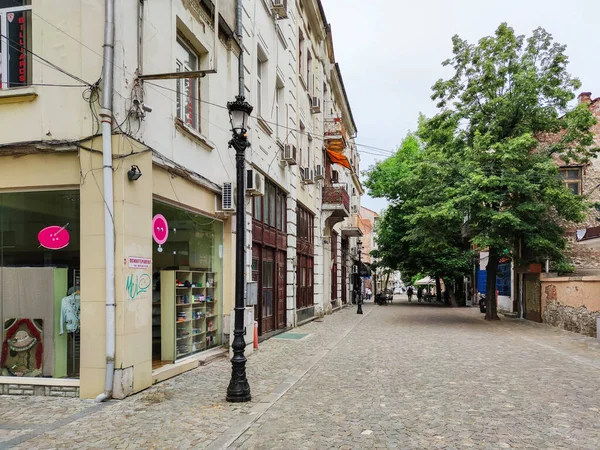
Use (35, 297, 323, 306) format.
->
(0, 0, 360, 398)
(537, 92, 600, 336)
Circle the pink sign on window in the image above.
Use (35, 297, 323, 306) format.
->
(152, 214, 168, 252)
(38, 224, 70, 250)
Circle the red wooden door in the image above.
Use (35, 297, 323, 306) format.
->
(261, 247, 275, 333)
(277, 250, 286, 329)
(252, 244, 261, 333)
(331, 232, 338, 303)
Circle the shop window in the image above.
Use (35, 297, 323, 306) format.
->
(0, 1, 32, 89)
(252, 179, 287, 233)
(559, 167, 582, 195)
(253, 195, 262, 222)
(296, 204, 314, 310)
(0, 190, 80, 378)
(151, 201, 223, 362)
(176, 37, 201, 131)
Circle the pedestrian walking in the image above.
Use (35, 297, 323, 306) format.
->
(417, 286, 423, 303)
(365, 287, 372, 301)
(407, 286, 413, 302)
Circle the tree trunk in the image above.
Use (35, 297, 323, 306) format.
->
(435, 274, 443, 303)
(454, 276, 465, 306)
(384, 272, 390, 293)
(373, 272, 377, 298)
(485, 248, 500, 321)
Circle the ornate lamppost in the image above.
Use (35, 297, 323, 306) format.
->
(357, 238, 363, 314)
(226, 95, 253, 403)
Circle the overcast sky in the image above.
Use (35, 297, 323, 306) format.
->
(322, 0, 600, 214)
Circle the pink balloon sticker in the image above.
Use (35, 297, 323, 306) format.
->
(38, 225, 70, 250)
(152, 214, 169, 245)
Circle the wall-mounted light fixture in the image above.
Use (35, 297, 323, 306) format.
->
(127, 165, 142, 181)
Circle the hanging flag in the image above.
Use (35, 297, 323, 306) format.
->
(326, 149, 351, 169)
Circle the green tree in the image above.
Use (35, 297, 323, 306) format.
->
(365, 132, 472, 302)
(429, 24, 598, 319)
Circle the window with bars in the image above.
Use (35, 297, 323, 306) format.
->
(0, 1, 32, 89)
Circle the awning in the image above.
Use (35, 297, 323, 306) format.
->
(414, 276, 436, 285)
(326, 149, 351, 170)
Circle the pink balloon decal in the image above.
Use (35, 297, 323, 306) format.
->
(38, 225, 70, 250)
(152, 214, 168, 252)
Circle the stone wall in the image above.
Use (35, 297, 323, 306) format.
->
(541, 276, 600, 337)
(0, 383, 80, 397)
(542, 301, 600, 337)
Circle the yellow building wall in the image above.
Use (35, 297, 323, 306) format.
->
(78, 135, 154, 399)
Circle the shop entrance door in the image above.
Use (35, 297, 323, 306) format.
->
(524, 273, 542, 322)
(261, 248, 275, 333)
(276, 250, 286, 329)
(331, 232, 338, 305)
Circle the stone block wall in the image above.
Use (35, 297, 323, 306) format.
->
(0, 383, 80, 397)
(543, 301, 600, 337)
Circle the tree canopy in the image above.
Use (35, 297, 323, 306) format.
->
(366, 23, 598, 319)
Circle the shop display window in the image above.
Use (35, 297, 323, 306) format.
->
(0, 190, 80, 378)
(151, 201, 223, 363)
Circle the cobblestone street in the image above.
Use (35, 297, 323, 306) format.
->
(2, 298, 600, 449)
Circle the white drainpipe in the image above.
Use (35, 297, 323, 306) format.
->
(96, 0, 116, 403)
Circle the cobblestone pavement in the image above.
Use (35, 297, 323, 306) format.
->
(2, 298, 600, 449)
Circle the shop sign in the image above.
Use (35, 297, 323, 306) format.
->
(38, 224, 70, 250)
(152, 214, 169, 252)
(128, 257, 152, 269)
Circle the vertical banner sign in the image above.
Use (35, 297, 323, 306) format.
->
(7, 10, 28, 88)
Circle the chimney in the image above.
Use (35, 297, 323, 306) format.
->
(578, 92, 592, 104)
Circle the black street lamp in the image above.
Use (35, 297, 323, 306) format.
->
(357, 239, 363, 315)
(226, 95, 253, 403)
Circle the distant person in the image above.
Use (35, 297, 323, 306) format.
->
(365, 287, 372, 301)
(417, 287, 423, 303)
(407, 286, 414, 302)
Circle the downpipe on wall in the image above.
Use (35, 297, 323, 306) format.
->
(96, 0, 116, 403)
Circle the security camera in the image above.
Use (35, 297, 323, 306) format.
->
(142, 104, 153, 113)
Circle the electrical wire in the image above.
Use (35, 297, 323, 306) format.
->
(11, 2, 398, 170)
(1, 33, 92, 86)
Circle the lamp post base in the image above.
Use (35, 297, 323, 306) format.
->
(226, 336, 251, 402)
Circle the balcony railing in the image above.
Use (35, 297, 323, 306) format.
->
(323, 186, 350, 211)
(324, 118, 347, 142)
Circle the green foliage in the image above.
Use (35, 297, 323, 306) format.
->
(365, 23, 598, 294)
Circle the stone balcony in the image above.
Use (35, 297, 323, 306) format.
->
(341, 214, 363, 238)
(322, 186, 350, 225)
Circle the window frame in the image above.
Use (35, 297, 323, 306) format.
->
(175, 36, 201, 131)
(0, 2, 32, 89)
(559, 166, 582, 195)
(256, 56, 263, 117)
(253, 180, 287, 233)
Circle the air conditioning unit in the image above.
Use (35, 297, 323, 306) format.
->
(246, 169, 265, 196)
(350, 247, 357, 257)
(303, 168, 314, 184)
(221, 182, 235, 211)
(271, 0, 288, 17)
(314, 164, 324, 180)
(331, 170, 339, 183)
(282, 144, 297, 165)
(311, 96, 321, 113)
(351, 205, 359, 214)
